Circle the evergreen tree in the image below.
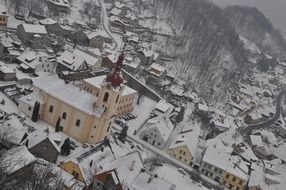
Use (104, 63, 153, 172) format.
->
(31, 101, 40, 122)
(61, 138, 71, 155)
(55, 117, 61, 132)
(118, 125, 128, 143)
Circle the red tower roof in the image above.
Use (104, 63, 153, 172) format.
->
(106, 52, 124, 88)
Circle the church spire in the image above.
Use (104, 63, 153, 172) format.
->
(106, 52, 124, 88)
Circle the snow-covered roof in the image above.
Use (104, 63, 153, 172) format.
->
(32, 75, 104, 117)
(49, 0, 70, 8)
(131, 171, 175, 190)
(169, 122, 201, 157)
(1, 114, 27, 145)
(18, 89, 44, 106)
(123, 57, 140, 69)
(63, 136, 135, 185)
(110, 7, 121, 16)
(271, 143, 286, 163)
(114, 1, 126, 9)
(156, 164, 209, 190)
(27, 130, 61, 153)
(99, 151, 144, 187)
(51, 164, 85, 190)
(149, 63, 166, 77)
(202, 143, 249, 181)
(155, 100, 171, 113)
(249, 162, 286, 190)
(198, 103, 209, 112)
(0, 61, 15, 74)
(0, 146, 36, 174)
(250, 135, 264, 146)
(83, 75, 137, 96)
(142, 49, 158, 59)
(39, 18, 57, 25)
(143, 115, 173, 141)
(83, 75, 106, 89)
(86, 30, 111, 40)
(17, 49, 53, 69)
(57, 49, 99, 71)
(21, 24, 47, 34)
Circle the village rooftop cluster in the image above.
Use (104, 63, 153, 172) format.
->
(0, 0, 285, 190)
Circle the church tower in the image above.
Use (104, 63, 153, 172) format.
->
(95, 52, 125, 117)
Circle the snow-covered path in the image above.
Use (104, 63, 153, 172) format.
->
(98, 0, 123, 52)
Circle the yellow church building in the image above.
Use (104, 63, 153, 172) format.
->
(18, 53, 136, 144)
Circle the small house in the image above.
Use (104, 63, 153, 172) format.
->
(0, 61, 16, 81)
(57, 49, 101, 72)
(87, 30, 113, 49)
(140, 116, 173, 149)
(27, 130, 61, 163)
(17, 24, 48, 45)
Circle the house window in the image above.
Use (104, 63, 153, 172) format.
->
(62, 112, 67, 120)
(28, 106, 31, 111)
(179, 156, 182, 160)
(75, 119, 80, 127)
(94, 125, 96, 129)
(103, 92, 109, 102)
(49, 105, 54, 113)
(226, 174, 230, 179)
(183, 152, 186, 155)
(232, 177, 236, 182)
(91, 135, 94, 138)
(239, 180, 243, 185)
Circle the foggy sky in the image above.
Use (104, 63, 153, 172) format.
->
(210, 0, 286, 38)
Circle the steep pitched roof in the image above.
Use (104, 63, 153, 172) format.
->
(0, 146, 36, 174)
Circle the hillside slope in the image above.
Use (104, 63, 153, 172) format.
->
(224, 6, 286, 57)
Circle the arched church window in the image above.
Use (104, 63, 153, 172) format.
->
(103, 92, 109, 102)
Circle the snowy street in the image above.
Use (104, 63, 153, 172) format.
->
(98, 0, 123, 52)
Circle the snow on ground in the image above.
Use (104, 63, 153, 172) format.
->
(99, 0, 123, 52)
(126, 96, 157, 135)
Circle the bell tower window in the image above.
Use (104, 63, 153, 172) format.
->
(115, 95, 119, 103)
(103, 92, 109, 102)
